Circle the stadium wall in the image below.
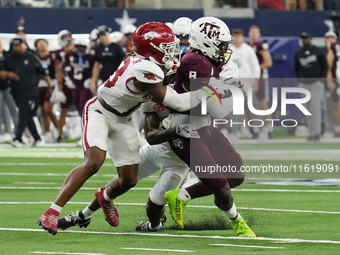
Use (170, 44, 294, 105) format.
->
(0, 8, 334, 37)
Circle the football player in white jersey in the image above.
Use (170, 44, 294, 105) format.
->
(56, 100, 194, 231)
(38, 22, 224, 235)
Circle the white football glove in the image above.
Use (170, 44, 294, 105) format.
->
(50, 90, 67, 104)
(64, 76, 76, 89)
(176, 124, 200, 139)
(83, 78, 92, 89)
(220, 61, 240, 79)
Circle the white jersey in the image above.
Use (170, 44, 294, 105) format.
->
(229, 43, 261, 79)
(98, 56, 164, 116)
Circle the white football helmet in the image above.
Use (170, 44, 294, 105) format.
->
(189, 17, 233, 63)
(72, 38, 89, 55)
(58, 30, 72, 48)
(173, 17, 192, 37)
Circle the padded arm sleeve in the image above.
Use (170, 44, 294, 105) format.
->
(162, 86, 209, 112)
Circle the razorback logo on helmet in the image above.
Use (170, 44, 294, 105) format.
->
(144, 73, 156, 81)
(199, 22, 220, 39)
(142, 31, 162, 40)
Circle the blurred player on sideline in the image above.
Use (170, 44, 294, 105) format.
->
(91, 25, 125, 94)
(54, 30, 74, 143)
(325, 31, 340, 138)
(248, 25, 273, 139)
(35, 38, 60, 143)
(229, 29, 261, 140)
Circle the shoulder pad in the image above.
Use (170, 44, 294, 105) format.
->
(134, 60, 164, 84)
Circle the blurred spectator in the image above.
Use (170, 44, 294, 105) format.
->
(35, 38, 59, 143)
(289, 0, 322, 10)
(0, 38, 50, 147)
(91, 25, 125, 94)
(299, 0, 322, 10)
(106, 0, 134, 7)
(257, 0, 285, 10)
(0, 38, 18, 143)
(215, 0, 247, 7)
(294, 32, 328, 141)
(17, 16, 25, 27)
(324, 0, 340, 9)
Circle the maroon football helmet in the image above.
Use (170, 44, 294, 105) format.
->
(132, 22, 181, 69)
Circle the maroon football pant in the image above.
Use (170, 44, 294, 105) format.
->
(170, 126, 243, 191)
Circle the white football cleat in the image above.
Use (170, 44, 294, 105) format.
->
(33, 140, 46, 147)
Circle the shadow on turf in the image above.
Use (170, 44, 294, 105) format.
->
(163, 213, 256, 231)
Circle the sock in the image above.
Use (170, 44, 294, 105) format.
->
(103, 189, 112, 202)
(49, 203, 62, 216)
(178, 188, 191, 202)
(222, 203, 238, 221)
(149, 222, 162, 230)
(82, 205, 96, 219)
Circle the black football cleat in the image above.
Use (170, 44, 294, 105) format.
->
(57, 210, 91, 230)
(136, 215, 167, 232)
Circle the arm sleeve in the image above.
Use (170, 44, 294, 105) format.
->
(162, 86, 208, 112)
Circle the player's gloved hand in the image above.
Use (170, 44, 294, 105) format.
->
(83, 78, 92, 89)
(176, 124, 200, 139)
(220, 61, 239, 80)
(64, 76, 76, 89)
(50, 90, 67, 104)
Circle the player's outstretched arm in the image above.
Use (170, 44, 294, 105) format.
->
(139, 81, 215, 112)
(143, 112, 199, 145)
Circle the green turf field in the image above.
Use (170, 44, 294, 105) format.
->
(0, 142, 339, 255)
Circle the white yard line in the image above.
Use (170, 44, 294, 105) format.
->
(210, 243, 284, 249)
(1, 201, 339, 215)
(0, 162, 115, 166)
(14, 182, 57, 185)
(120, 247, 194, 253)
(1, 186, 339, 193)
(29, 252, 106, 255)
(1, 228, 340, 244)
(0, 186, 152, 190)
(0, 172, 159, 178)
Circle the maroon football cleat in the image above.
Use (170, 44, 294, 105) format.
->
(37, 210, 59, 235)
(95, 187, 119, 227)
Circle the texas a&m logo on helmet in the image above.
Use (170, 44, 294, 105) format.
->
(199, 22, 220, 39)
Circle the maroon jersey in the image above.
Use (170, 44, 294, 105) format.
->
(248, 41, 269, 78)
(173, 50, 223, 116)
(330, 42, 340, 78)
(63, 50, 95, 87)
(52, 49, 69, 63)
(37, 52, 56, 79)
(174, 50, 223, 93)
